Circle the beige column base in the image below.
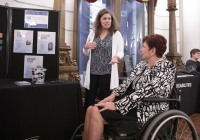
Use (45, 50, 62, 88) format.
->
(59, 66, 79, 81)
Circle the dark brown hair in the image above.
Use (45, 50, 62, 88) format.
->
(142, 34, 167, 58)
(190, 48, 200, 57)
(94, 9, 119, 37)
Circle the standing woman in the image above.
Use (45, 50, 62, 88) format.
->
(83, 9, 124, 112)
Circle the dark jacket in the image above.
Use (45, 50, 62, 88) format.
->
(185, 59, 200, 76)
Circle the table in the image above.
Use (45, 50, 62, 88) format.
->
(176, 75, 200, 115)
(0, 80, 83, 140)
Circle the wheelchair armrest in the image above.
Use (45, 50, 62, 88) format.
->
(142, 97, 181, 103)
(142, 97, 181, 110)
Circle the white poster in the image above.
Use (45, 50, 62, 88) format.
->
(24, 55, 43, 78)
(24, 10, 49, 28)
(37, 31, 56, 54)
(13, 30, 33, 53)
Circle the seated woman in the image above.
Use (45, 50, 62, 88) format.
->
(82, 34, 176, 140)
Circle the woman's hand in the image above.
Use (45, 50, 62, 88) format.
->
(84, 39, 97, 49)
(95, 101, 116, 112)
(98, 92, 116, 103)
(95, 92, 117, 111)
(109, 56, 119, 64)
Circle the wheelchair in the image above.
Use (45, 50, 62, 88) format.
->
(71, 86, 198, 140)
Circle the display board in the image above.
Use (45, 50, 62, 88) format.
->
(7, 7, 60, 80)
(0, 6, 8, 79)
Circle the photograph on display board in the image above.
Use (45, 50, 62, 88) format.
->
(24, 55, 43, 78)
(37, 31, 56, 54)
(13, 30, 33, 53)
(24, 10, 49, 28)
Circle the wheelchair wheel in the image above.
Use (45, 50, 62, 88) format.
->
(142, 110, 198, 140)
(70, 123, 84, 140)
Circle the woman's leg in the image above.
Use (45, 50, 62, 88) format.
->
(83, 106, 106, 140)
(98, 74, 111, 100)
(84, 74, 99, 113)
(88, 106, 105, 140)
(83, 106, 92, 140)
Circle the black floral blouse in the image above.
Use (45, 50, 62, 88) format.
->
(113, 57, 176, 126)
(90, 34, 112, 75)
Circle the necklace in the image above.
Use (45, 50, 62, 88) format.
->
(100, 40, 103, 45)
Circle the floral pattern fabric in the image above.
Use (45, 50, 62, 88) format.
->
(90, 34, 112, 75)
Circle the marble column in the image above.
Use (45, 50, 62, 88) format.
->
(166, 0, 184, 68)
(53, 0, 68, 49)
(73, 0, 78, 61)
(53, 0, 79, 81)
(113, 0, 121, 25)
(148, 0, 155, 34)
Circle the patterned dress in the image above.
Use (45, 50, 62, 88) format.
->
(113, 57, 176, 126)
